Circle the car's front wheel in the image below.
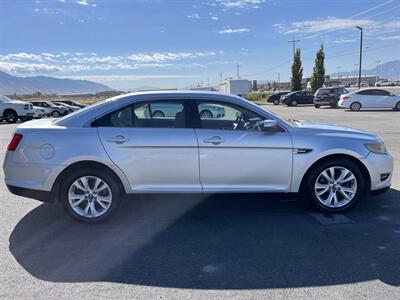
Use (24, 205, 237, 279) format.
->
(60, 167, 123, 223)
(306, 159, 365, 213)
(394, 101, 400, 111)
(273, 99, 280, 105)
(51, 110, 61, 118)
(290, 100, 298, 107)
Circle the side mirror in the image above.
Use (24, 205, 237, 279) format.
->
(260, 120, 278, 131)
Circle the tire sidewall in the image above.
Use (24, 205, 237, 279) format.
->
(350, 102, 361, 111)
(273, 99, 279, 105)
(52, 110, 60, 118)
(5, 110, 18, 123)
(60, 167, 123, 223)
(291, 100, 297, 106)
(306, 159, 365, 213)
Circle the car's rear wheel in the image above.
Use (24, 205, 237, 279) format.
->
(350, 102, 361, 111)
(394, 101, 400, 111)
(200, 109, 213, 119)
(51, 110, 61, 118)
(305, 159, 365, 213)
(314, 104, 320, 108)
(152, 110, 165, 118)
(60, 167, 123, 223)
(4, 109, 18, 123)
(273, 99, 280, 105)
(290, 100, 298, 106)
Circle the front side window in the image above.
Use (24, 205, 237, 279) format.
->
(195, 101, 266, 131)
(93, 100, 186, 128)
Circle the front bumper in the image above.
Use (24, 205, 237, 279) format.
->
(360, 152, 394, 191)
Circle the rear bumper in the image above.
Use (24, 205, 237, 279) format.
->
(313, 98, 337, 106)
(6, 184, 52, 202)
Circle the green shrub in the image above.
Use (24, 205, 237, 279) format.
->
(244, 91, 273, 104)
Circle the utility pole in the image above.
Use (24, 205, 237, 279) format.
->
(337, 66, 341, 85)
(207, 77, 210, 87)
(219, 72, 223, 83)
(235, 64, 240, 79)
(277, 72, 280, 91)
(288, 37, 300, 58)
(355, 26, 363, 89)
(375, 60, 381, 84)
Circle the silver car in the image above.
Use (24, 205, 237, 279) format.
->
(3, 91, 393, 223)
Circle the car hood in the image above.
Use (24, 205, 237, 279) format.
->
(293, 119, 379, 140)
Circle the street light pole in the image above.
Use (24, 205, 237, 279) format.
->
(355, 26, 363, 89)
(375, 60, 381, 85)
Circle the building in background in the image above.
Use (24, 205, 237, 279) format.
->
(219, 79, 252, 96)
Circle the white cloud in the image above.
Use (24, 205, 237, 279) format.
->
(218, 28, 250, 34)
(0, 62, 61, 73)
(274, 17, 400, 36)
(210, 16, 219, 21)
(378, 35, 400, 40)
(213, 0, 265, 9)
(274, 17, 376, 35)
(187, 13, 200, 19)
(77, 0, 89, 6)
(0, 51, 219, 74)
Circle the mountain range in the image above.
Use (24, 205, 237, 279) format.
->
(0, 71, 112, 95)
(330, 60, 400, 80)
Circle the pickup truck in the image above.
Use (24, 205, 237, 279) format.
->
(0, 96, 34, 123)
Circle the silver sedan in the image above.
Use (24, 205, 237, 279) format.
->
(3, 91, 394, 223)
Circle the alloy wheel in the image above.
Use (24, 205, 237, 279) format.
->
(350, 102, 361, 111)
(68, 176, 112, 218)
(314, 166, 358, 209)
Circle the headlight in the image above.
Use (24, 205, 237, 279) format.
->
(364, 142, 387, 154)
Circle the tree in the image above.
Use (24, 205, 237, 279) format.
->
(290, 48, 303, 91)
(310, 44, 326, 93)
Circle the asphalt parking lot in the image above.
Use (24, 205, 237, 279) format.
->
(0, 105, 399, 299)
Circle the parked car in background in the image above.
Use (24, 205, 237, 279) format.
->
(143, 102, 225, 119)
(56, 99, 87, 108)
(281, 91, 314, 106)
(314, 87, 349, 108)
(0, 95, 34, 123)
(32, 106, 46, 119)
(4, 91, 393, 223)
(53, 102, 81, 113)
(375, 80, 395, 87)
(30, 100, 69, 118)
(267, 92, 289, 105)
(338, 88, 400, 111)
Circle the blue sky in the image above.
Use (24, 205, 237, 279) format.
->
(0, 0, 399, 89)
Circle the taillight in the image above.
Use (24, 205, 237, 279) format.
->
(7, 134, 23, 151)
(340, 95, 350, 100)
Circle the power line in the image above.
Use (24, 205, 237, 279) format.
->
(288, 37, 300, 57)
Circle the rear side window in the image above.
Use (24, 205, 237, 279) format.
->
(92, 100, 186, 128)
(357, 89, 390, 96)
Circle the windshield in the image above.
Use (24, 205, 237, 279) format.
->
(0, 95, 12, 102)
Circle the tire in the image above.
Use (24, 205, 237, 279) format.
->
(152, 110, 165, 118)
(314, 105, 320, 108)
(290, 100, 298, 107)
(394, 101, 400, 111)
(273, 99, 280, 105)
(200, 110, 213, 119)
(51, 110, 61, 118)
(3, 109, 18, 123)
(60, 167, 123, 223)
(350, 102, 361, 111)
(305, 159, 365, 213)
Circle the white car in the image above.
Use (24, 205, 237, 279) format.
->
(338, 88, 400, 111)
(32, 106, 46, 119)
(0, 95, 34, 123)
(30, 101, 68, 118)
(375, 80, 395, 87)
(3, 91, 393, 223)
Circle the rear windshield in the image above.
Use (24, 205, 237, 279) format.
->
(316, 89, 332, 95)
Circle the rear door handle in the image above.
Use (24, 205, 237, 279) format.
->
(107, 135, 129, 144)
(203, 136, 225, 145)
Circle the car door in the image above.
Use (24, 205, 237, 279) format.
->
(372, 89, 393, 108)
(192, 99, 293, 192)
(95, 98, 201, 192)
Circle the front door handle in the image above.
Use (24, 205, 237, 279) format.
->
(203, 136, 225, 145)
(107, 135, 129, 144)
